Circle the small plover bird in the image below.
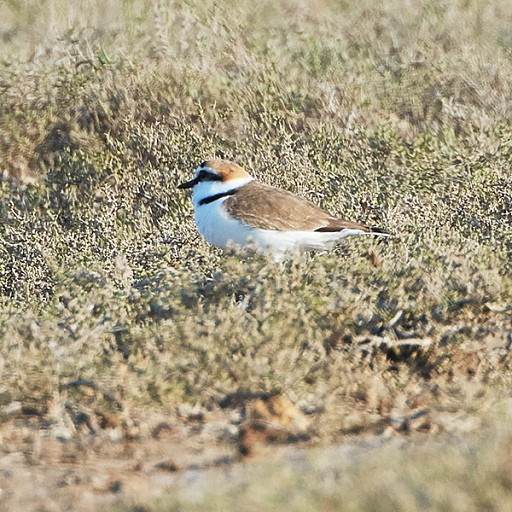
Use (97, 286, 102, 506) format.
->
(179, 159, 388, 259)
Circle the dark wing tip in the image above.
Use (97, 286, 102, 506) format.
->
(315, 224, 388, 235)
(369, 226, 388, 235)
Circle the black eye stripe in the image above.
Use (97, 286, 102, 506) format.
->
(198, 169, 223, 182)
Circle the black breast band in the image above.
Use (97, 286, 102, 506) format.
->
(199, 189, 238, 206)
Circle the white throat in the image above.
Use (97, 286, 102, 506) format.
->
(192, 176, 253, 209)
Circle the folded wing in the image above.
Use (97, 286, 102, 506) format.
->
(223, 181, 385, 234)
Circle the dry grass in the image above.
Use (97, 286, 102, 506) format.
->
(1, 0, 512, 510)
(149, 407, 512, 512)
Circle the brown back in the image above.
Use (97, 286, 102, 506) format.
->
(223, 181, 377, 232)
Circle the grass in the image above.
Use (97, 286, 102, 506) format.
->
(147, 410, 512, 512)
(1, 0, 512, 509)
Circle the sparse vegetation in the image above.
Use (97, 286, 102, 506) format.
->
(1, 0, 512, 510)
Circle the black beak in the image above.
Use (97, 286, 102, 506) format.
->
(178, 177, 199, 190)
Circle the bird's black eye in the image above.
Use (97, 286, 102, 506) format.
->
(198, 170, 222, 182)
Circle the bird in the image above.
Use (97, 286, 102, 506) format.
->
(178, 159, 388, 259)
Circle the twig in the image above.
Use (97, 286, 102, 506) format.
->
(60, 378, 123, 410)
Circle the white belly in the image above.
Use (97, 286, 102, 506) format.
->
(194, 199, 254, 249)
